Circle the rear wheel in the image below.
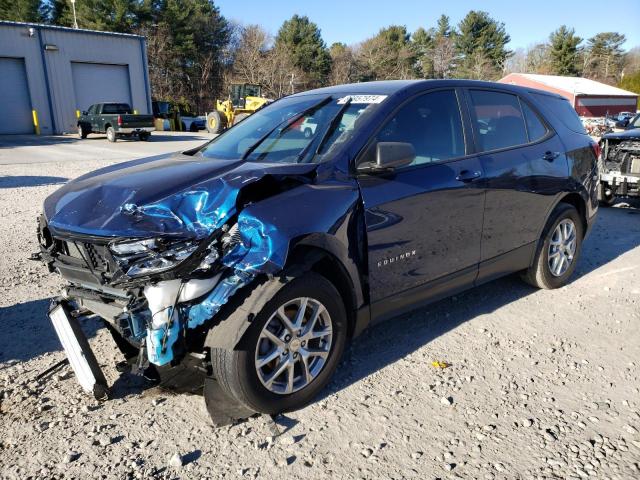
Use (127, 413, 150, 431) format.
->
(106, 126, 117, 142)
(139, 132, 150, 141)
(207, 272, 347, 414)
(206, 111, 224, 134)
(521, 203, 583, 289)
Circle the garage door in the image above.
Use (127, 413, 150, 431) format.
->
(71, 62, 132, 113)
(0, 58, 34, 134)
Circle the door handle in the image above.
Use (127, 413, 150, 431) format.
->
(542, 151, 559, 162)
(455, 170, 482, 182)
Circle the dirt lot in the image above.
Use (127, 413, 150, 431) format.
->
(1, 133, 639, 479)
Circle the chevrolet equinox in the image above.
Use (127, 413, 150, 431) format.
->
(37, 80, 598, 423)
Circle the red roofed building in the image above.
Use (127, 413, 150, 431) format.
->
(499, 73, 638, 117)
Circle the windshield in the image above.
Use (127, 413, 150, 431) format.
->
(200, 93, 385, 164)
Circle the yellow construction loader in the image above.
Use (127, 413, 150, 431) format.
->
(206, 83, 271, 134)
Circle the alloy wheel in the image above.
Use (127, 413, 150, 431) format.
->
(548, 219, 577, 277)
(254, 297, 333, 395)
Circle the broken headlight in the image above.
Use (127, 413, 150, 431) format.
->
(109, 238, 199, 277)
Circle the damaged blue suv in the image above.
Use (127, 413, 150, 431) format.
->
(38, 80, 598, 424)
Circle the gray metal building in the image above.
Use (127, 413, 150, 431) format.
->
(0, 21, 152, 135)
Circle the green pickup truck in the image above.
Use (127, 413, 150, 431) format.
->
(77, 103, 155, 142)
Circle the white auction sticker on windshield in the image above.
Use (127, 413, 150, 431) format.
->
(337, 95, 387, 104)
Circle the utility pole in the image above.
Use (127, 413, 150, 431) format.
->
(70, 0, 79, 29)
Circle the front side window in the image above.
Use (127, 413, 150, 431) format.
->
(361, 89, 465, 169)
(631, 114, 640, 129)
(200, 94, 383, 164)
(469, 90, 528, 152)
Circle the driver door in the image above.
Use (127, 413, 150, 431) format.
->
(356, 89, 485, 321)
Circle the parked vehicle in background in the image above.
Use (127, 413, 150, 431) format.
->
(599, 117, 640, 205)
(39, 80, 598, 423)
(152, 100, 205, 132)
(181, 116, 206, 132)
(617, 111, 634, 122)
(78, 103, 154, 142)
(614, 112, 639, 129)
(299, 117, 318, 137)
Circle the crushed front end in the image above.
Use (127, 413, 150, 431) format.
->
(600, 137, 640, 201)
(35, 156, 321, 405)
(37, 215, 257, 375)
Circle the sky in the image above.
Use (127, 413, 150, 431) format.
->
(215, 0, 640, 51)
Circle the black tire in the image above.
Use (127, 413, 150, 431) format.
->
(208, 272, 348, 414)
(189, 122, 198, 132)
(598, 184, 617, 207)
(233, 113, 250, 126)
(78, 124, 88, 139)
(521, 203, 584, 289)
(206, 111, 224, 134)
(106, 126, 117, 142)
(139, 132, 150, 141)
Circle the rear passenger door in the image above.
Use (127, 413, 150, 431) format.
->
(465, 89, 568, 279)
(357, 89, 485, 320)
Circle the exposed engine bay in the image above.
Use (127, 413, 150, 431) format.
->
(599, 138, 640, 200)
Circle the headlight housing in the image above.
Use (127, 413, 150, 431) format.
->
(109, 238, 199, 277)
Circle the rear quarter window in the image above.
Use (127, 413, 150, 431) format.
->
(531, 93, 586, 134)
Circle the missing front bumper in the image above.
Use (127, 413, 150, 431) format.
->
(49, 299, 109, 400)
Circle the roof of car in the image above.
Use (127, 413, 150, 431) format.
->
(291, 79, 566, 100)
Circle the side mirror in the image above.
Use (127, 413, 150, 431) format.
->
(374, 142, 415, 170)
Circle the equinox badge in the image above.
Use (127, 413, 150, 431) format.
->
(377, 250, 417, 268)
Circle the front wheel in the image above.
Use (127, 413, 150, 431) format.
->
(206, 111, 224, 134)
(521, 203, 583, 289)
(78, 124, 88, 139)
(207, 272, 347, 414)
(106, 126, 117, 142)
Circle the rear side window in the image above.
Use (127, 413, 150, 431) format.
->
(531, 93, 585, 134)
(521, 101, 548, 142)
(469, 90, 528, 152)
(102, 103, 132, 114)
(373, 89, 465, 167)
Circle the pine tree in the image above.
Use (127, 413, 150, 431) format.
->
(455, 10, 511, 79)
(548, 26, 582, 76)
(584, 32, 626, 83)
(275, 15, 331, 88)
(0, 0, 45, 22)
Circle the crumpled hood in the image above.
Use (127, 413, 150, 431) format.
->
(602, 129, 640, 141)
(44, 152, 318, 238)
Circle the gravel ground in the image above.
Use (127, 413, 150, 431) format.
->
(1, 134, 639, 479)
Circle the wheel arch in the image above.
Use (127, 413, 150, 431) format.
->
(285, 242, 362, 340)
(557, 192, 588, 237)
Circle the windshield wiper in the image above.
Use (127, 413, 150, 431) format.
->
(295, 98, 352, 164)
(241, 95, 332, 161)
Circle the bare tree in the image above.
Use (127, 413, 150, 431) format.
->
(432, 35, 457, 78)
(328, 43, 358, 85)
